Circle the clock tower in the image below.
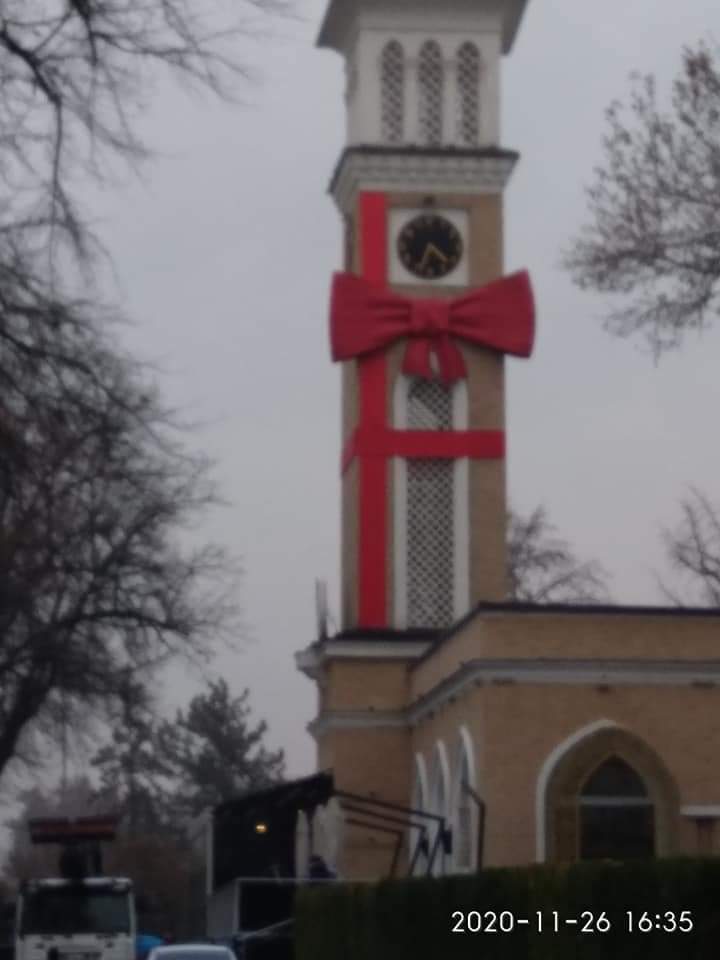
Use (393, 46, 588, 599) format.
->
(299, 0, 534, 878)
(323, 0, 532, 632)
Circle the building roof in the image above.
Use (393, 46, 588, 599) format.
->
(416, 600, 720, 665)
(213, 771, 334, 820)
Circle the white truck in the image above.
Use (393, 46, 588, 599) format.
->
(15, 877, 136, 960)
(14, 816, 136, 960)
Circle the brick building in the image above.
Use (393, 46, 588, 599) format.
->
(296, 0, 720, 878)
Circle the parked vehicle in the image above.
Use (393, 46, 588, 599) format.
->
(16, 877, 136, 960)
(147, 945, 236, 960)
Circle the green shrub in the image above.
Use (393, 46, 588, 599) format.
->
(295, 859, 720, 960)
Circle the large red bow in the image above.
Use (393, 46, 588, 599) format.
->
(329, 270, 535, 383)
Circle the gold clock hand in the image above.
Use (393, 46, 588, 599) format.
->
(417, 245, 432, 271)
(426, 243, 449, 263)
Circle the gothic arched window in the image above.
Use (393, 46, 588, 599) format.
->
(454, 734, 474, 871)
(429, 744, 450, 876)
(380, 40, 405, 143)
(457, 42, 480, 145)
(418, 40, 443, 145)
(406, 378, 454, 627)
(579, 757, 654, 860)
(410, 756, 429, 876)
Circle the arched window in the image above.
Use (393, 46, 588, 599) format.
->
(409, 756, 429, 876)
(456, 43, 480, 145)
(579, 757, 654, 860)
(407, 378, 454, 627)
(454, 733, 475, 871)
(380, 41, 404, 143)
(418, 40, 443, 145)
(540, 724, 678, 863)
(429, 744, 450, 875)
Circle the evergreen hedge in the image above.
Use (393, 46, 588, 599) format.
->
(296, 859, 720, 959)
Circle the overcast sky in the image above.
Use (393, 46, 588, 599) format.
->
(77, 0, 720, 778)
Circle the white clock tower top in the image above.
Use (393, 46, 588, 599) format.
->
(318, 0, 528, 148)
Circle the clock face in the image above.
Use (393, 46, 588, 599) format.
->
(396, 213, 464, 280)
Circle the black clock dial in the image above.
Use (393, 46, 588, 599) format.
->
(397, 213, 463, 280)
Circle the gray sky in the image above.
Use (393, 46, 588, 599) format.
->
(82, 0, 720, 777)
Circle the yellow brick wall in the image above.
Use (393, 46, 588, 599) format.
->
(314, 610, 720, 876)
(411, 611, 720, 700)
(324, 659, 411, 711)
(317, 725, 412, 879)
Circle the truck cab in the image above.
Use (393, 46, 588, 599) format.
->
(15, 877, 135, 960)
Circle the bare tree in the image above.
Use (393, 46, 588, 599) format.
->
(0, 0, 281, 261)
(507, 506, 610, 603)
(661, 488, 720, 605)
(0, 238, 237, 782)
(564, 41, 720, 356)
(0, 1, 281, 783)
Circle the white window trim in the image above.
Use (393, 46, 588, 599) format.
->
(535, 719, 619, 863)
(410, 753, 430, 876)
(393, 374, 469, 629)
(429, 740, 451, 876)
(681, 805, 720, 818)
(452, 726, 477, 873)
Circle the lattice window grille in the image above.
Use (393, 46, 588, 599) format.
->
(408, 377, 452, 430)
(407, 459, 454, 627)
(406, 377, 454, 628)
(418, 40, 444, 146)
(457, 43, 480, 146)
(380, 41, 405, 143)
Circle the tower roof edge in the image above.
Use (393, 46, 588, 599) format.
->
(317, 0, 530, 55)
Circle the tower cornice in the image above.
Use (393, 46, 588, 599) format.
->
(329, 144, 519, 213)
(318, 0, 529, 57)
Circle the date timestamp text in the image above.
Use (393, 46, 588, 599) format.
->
(451, 910, 694, 935)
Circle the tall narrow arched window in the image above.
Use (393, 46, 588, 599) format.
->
(409, 756, 429, 876)
(579, 757, 654, 860)
(456, 42, 480, 145)
(418, 40, 443, 145)
(407, 378, 454, 627)
(429, 745, 450, 876)
(380, 41, 405, 143)
(454, 735, 475, 871)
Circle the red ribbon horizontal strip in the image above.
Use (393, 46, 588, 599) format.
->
(342, 427, 505, 474)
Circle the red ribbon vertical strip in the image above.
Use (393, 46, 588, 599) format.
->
(357, 193, 388, 627)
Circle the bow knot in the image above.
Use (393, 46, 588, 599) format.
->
(330, 270, 535, 384)
(410, 299, 449, 337)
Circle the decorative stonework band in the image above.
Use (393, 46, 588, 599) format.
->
(330, 146, 519, 214)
